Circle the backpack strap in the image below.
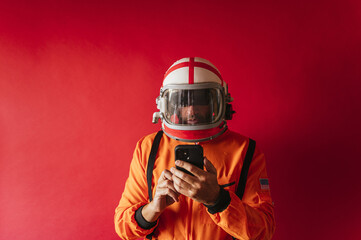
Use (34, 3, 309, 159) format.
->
(235, 138, 256, 199)
(147, 130, 164, 202)
(145, 130, 163, 240)
(232, 138, 256, 240)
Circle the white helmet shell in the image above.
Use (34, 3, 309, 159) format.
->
(163, 57, 226, 88)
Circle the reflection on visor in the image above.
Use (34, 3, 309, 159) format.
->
(163, 88, 222, 126)
(176, 89, 210, 106)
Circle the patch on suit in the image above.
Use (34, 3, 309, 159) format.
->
(259, 178, 270, 190)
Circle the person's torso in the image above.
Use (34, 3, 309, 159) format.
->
(141, 130, 249, 240)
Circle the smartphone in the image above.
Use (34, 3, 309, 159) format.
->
(174, 145, 204, 176)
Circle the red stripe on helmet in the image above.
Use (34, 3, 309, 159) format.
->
(189, 57, 195, 84)
(164, 62, 190, 79)
(193, 62, 223, 84)
(163, 58, 223, 85)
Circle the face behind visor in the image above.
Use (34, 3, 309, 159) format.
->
(153, 57, 234, 142)
(163, 85, 223, 126)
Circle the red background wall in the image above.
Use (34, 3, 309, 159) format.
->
(1, 0, 360, 239)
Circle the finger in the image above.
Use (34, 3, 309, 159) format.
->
(204, 157, 217, 175)
(157, 177, 179, 194)
(158, 171, 166, 183)
(172, 174, 194, 197)
(158, 169, 173, 184)
(155, 187, 179, 202)
(163, 169, 173, 180)
(170, 166, 197, 184)
(157, 178, 173, 189)
(174, 160, 203, 178)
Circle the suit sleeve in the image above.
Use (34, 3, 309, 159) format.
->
(114, 138, 159, 240)
(206, 145, 276, 240)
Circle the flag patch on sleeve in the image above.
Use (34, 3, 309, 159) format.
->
(260, 178, 270, 190)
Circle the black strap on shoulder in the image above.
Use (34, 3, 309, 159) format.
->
(145, 130, 163, 240)
(235, 138, 256, 200)
(232, 138, 256, 240)
(147, 130, 163, 202)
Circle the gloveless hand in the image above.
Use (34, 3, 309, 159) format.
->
(171, 157, 220, 205)
(142, 169, 180, 222)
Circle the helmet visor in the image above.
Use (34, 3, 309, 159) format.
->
(163, 88, 223, 126)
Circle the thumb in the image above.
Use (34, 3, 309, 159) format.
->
(204, 157, 217, 175)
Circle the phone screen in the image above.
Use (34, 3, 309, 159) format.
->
(174, 145, 204, 176)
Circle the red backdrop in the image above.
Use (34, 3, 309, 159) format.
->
(1, 0, 361, 239)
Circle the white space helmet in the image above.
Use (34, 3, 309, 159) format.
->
(152, 57, 235, 142)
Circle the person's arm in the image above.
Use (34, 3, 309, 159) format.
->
(171, 146, 275, 239)
(114, 136, 179, 240)
(114, 138, 157, 240)
(205, 148, 275, 239)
